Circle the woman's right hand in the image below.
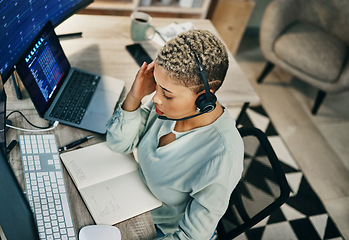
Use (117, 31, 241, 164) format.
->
(122, 61, 156, 111)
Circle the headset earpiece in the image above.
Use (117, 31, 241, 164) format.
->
(195, 91, 217, 113)
(183, 39, 217, 115)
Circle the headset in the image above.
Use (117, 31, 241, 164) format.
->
(158, 40, 217, 121)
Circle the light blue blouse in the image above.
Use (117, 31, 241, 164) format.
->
(106, 101, 244, 240)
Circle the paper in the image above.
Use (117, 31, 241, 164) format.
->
(154, 22, 196, 46)
(61, 142, 162, 225)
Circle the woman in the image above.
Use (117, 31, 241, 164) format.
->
(106, 29, 244, 239)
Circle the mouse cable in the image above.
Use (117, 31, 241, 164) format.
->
(6, 110, 59, 132)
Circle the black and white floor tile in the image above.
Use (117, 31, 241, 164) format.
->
(226, 106, 343, 240)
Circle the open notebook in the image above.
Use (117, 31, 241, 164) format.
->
(60, 142, 162, 225)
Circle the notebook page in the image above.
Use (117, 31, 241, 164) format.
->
(79, 171, 162, 225)
(61, 142, 138, 189)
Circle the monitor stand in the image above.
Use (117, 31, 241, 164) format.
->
(57, 31, 82, 39)
(12, 72, 22, 100)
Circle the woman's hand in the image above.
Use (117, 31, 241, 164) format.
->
(122, 61, 156, 111)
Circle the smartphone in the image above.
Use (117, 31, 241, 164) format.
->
(126, 43, 153, 67)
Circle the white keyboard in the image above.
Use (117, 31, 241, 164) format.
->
(19, 134, 77, 240)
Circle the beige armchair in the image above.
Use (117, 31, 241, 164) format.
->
(257, 0, 349, 114)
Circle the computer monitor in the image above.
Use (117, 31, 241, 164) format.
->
(0, 135, 40, 240)
(0, 0, 93, 82)
(0, 74, 19, 156)
(0, 75, 6, 156)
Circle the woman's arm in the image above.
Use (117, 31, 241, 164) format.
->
(106, 61, 156, 153)
(155, 182, 230, 240)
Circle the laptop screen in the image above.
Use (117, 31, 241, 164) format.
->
(16, 21, 70, 117)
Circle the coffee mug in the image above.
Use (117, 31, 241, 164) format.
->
(130, 12, 155, 41)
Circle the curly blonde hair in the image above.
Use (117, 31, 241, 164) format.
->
(156, 29, 229, 94)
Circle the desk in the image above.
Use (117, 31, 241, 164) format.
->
(6, 14, 258, 240)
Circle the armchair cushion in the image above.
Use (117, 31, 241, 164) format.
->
(274, 22, 347, 83)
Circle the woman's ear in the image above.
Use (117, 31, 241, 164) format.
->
(195, 90, 205, 97)
(195, 89, 214, 98)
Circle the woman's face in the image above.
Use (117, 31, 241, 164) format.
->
(152, 64, 198, 120)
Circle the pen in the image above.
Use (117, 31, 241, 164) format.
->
(59, 135, 94, 152)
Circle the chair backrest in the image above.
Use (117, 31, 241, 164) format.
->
(217, 127, 290, 239)
(276, 0, 349, 45)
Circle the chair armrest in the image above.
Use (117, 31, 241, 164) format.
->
(238, 127, 290, 203)
(330, 61, 349, 93)
(302, 59, 349, 93)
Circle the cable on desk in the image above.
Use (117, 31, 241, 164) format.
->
(6, 110, 59, 132)
(6, 121, 59, 132)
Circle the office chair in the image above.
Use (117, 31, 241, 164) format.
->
(217, 127, 290, 239)
(257, 0, 349, 114)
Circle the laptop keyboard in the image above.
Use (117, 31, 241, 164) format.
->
(50, 70, 100, 124)
(19, 134, 77, 240)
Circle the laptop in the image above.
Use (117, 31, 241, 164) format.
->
(16, 21, 124, 134)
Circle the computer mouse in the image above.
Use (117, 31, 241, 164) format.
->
(79, 225, 121, 240)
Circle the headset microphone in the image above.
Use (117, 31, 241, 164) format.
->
(158, 109, 208, 121)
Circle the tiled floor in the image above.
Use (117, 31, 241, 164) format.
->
(225, 105, 343, 239)
(234, 30, 349, 239)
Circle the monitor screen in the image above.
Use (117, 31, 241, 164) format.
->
(0, 140, 40, 240)
(0, 0, 93, 82)
(0, 75, 6, 156)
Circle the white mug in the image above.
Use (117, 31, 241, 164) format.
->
(130, 12, 155, 41)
